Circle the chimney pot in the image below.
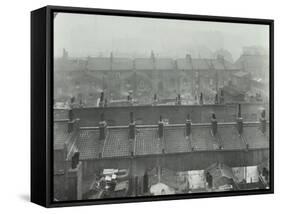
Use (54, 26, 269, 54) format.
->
(260, 109, 266, 134)
(186, 114, 191, 137)
(237, 104, 243, 134)
(129, 112, 136, 140)
(158, 116, 164, 138)
(211, 113, 218, 135)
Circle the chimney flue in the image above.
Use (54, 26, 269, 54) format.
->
(186, 114, 191, 137)
(215, 93, 219, 104)
(99, 92, 104, 107)
(260, 109, 266, 134)
(237, 104, 243, 135)
(99, 112, 107, 140)
(177, 94, 181, 105)
(199, 92, 204, 105)
(211, 113, 218, 135)
(68, 109, 73, 121)
(68, 120, 73, 133)
(220, 89, 224, 104)
(129, 112, 136, 140)
(71, 152, 80, 169)
(158, 115, 164, 138)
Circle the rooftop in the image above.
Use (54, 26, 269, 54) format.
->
(74, 121, 269, 160)
(63, 55, 239, 72)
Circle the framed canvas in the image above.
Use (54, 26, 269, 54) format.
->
(31, 5, 274, 207)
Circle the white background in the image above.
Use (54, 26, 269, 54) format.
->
(0, 0, 279, 212)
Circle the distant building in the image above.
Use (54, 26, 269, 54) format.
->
(235, 46, 269, 82)
(54, 51, 241, 105)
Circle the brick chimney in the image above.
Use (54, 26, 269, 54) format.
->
(68, 118, 80, 134)
(99, 112, 107, 140)
(70, 96, 75, 106)
(260, 109, 266, 134)
(71, 152, 80, 169)
(185, 114, 191, 137)
(153, 93, 158, 105)
(237, 104, 243, 135)
(211, 113, 218, 136)
(68, 108, 73, 121)
(99, 91, 104, 107)
(129, 112, 136, 140)
(158, 115, 164, 138)
(177, 94, 181, 105)
(199, 92, 204, 105)
(215, 93, 219, 104)
(68, 109, 74, 133)
(220, 89, 224, 104)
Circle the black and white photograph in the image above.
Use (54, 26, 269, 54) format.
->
(52, 10, 272, 202)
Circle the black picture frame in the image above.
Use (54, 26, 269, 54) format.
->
(31, 5, 274, 208)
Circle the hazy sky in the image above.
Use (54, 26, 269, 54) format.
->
(54, 12, 269, 60)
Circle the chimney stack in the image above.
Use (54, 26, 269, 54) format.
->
(260, 109, 266, 134)
(177, 94, 181, 105)
(220, 89, 224, 104)
(199, 92, 204, 105)
(99, 92, 104, 107)
(185, 114, 191, 137)
(68, 109, 74, 133)
(211, 113, 218, 135)
(129, 112, 136, 140)
(215, 93, 219, 104)
(70, 96, 75, 106)
(99, 112, 107, 140)
(153, 93, 158, 105)
(237, 104, 243, 135)
(71, 152, 80, 169)
(68, 121, 73, 133)
(68, 108, 73, 121)
(158, 115, 164, 138)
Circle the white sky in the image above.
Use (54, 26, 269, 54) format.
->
(54, 12, 269, 60)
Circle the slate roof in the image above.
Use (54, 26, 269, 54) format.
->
(111, 58, 134, 70)
(135, 58, 154, 70)
(190, 126, 219, 151)
(103, 128, 131, 158)
(155, 58, 175, 70)
(54, 121, 70, 150)
(74, 121, 269, 159)
(219, 125, 245, 150)
(77, 130, 101, 159)
(192, 58, 210, 70)
(176, 58, 193, 70)
(135, 128, 161, 155)
(87, 57, 111, 71)
(84, 56, 238, 72)
(164, 127, 189, 153)
(242, 124, 269, 149)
